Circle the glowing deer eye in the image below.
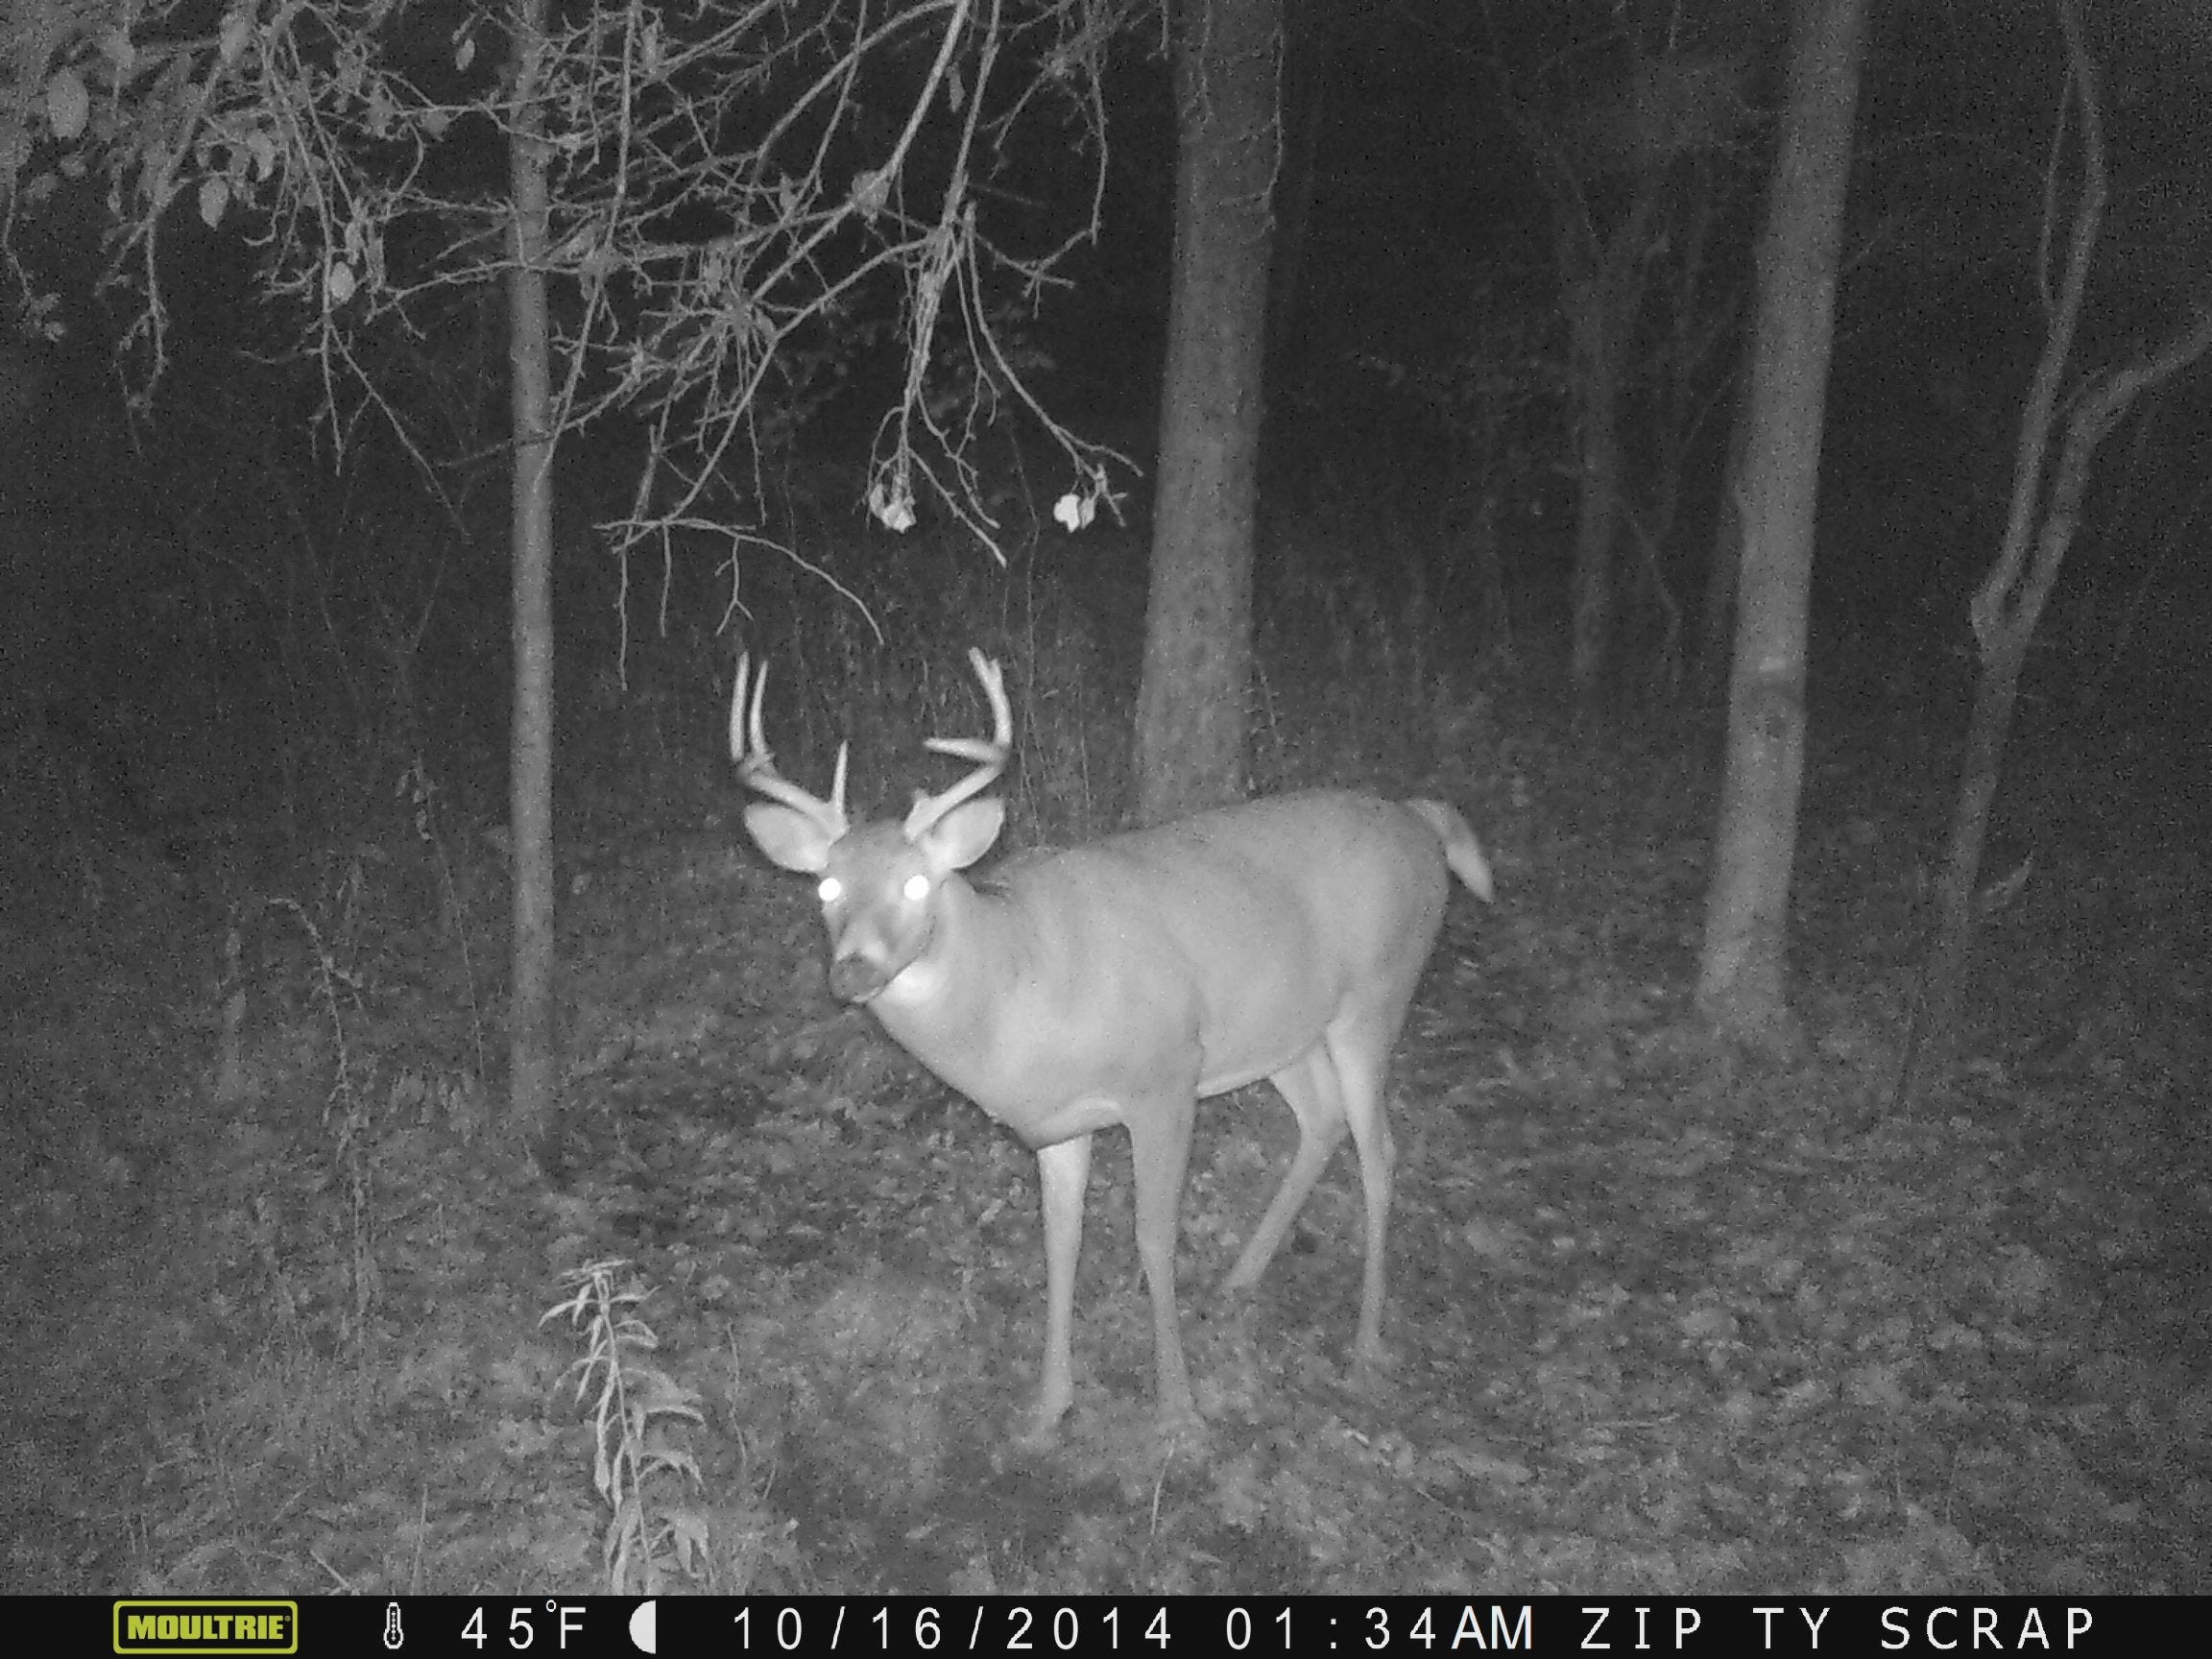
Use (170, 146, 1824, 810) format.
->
(902, 874, 931, 902)
(818, 877, 843, 904)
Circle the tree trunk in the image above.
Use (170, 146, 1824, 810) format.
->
(1887, 0, 2212, 1105)
(1695, 0, 1867, 1050)
(507, 2, 560, 1126)
(1558, 189, 1656, 700)
(1697, 360, 1751, 697)
(1267, 0, 1323, 355)
(1903, 310, 2212, 1099)
(1135, 0, 1280, 825)
(1563, 272, 1621, 696)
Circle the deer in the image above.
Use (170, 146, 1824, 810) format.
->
(733, 649, 1492, 1447)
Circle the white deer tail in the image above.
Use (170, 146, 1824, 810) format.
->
(1405, 798, 1494, 902)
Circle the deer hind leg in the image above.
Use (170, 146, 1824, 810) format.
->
(1322, 1023, 1397, 1371)
(1223, 1046, 1350, 1300)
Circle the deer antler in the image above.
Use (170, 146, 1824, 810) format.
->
(732, 655, 849, 842)
(904, 648, 1012, 839)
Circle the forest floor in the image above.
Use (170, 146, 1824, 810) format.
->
(1, 665, 2205, 1598)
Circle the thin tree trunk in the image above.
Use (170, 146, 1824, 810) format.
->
(1559, 189, 1656, 700)
(1135, 0, 1280, 824)
(1564, 272, 1620, 696)
(1903, 309, 2212, 1099)
(1695, 0, 1867, 1049)
(1697, 362, 1750, 696)
(507, 0, 560, 1126)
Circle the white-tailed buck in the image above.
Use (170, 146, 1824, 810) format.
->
(734, 650, 1491, 1444)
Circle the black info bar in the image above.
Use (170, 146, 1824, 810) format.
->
(86, 1594, 2152, 1658)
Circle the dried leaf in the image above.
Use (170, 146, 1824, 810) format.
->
(45, 69, 89, 142)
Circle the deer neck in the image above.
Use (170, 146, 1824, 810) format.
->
(867, 875, 1026, 1098)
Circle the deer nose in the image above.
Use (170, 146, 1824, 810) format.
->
(829, 953, 890, 1003)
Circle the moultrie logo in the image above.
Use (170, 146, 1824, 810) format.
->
(111, 1601, 298, 1656)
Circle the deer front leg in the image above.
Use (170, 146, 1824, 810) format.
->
(1022, 1133, 1094, 1447)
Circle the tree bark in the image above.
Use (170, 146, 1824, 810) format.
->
(507, 0, 560, 1126)
(1697, 360, 1751, 697)
(1556, 188, 1655, 700)
(1562, 268, 1621, 697)
(1135, 0, 1280, 825)
(1266, 0, 1323, 355)
(1695, 0, 1867, 1049)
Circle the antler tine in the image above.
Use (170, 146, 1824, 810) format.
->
(732, 653, 849, 839)
(729, 653, 755, 766)
(904, 649, 1012, 838)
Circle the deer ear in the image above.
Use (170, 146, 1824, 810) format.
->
(744, 801, 832, 874)
(914, 797, 1004, 871)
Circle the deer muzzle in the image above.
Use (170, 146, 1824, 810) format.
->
(829, 951, 892, 1004)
